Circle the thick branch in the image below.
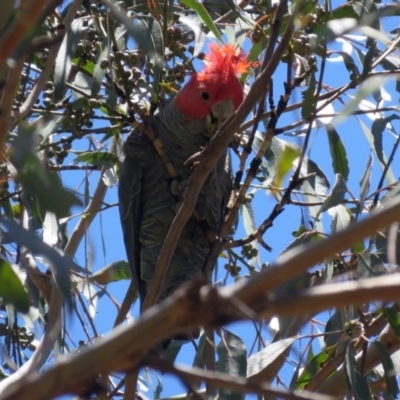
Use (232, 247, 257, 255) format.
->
(1, 195, 400, 398)
(227, 195, 400, 308)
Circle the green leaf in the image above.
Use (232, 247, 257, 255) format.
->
(334, 51, 360, 79)
(240, 201, 259, 265)
(179, 15, 205, 58)
(326, 124, 349, 182)
(381, 308, 400, 340)
(73, 151, 119, 168)
(318, 174, 348, 216)
(359, 153, 373, 213)
(329, 3, 360, 20)
(273, 145, 300, 192)
(89, 261, 130, 284)
(345, 343, 373, 400)
(180, 0, 223, 42)
(91, 38, 110, 97)
(296, 346, 336, 389)
(361, 38, 377, 79)
(324, 312, 344, 348)
(11, 122, 82, 218)
(358, 118, 397, 185)
(372, 341, 399, 398)
(54, 19, 85, 101)
(280, 231, 323, 258)
(107, 6, 163, 62)
(216, 330, 246, 400)
(330, 204, 352, 233)
(301, 73, 316, 119)
(0, 260, 30, 313)
(247, 337, 296, 383)
(3, 219, 74, 308)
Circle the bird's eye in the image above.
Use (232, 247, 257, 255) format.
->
(201, 91, 210, 100)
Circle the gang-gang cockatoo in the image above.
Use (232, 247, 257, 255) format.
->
(118, 44, 248, 327)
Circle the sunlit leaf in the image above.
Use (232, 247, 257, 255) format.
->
(91, 38, 110, 97)
(280, 231, 323, 258)
(0, 260, 30, 313)
(73, 152, 119, 168)
(328, 204, 351, 233)
(296, 346, 336, 389)
(3, 219, 74, 308)
(381, 308, 400, 339)
(326, 125, 349, 182)
(273, 145, 300, 194)
(180, 0, 223, 42)
(247, 338, 296, 383)
(54, 18, 86, 101)
(240, 201, 259, 266)
(318, 174, 348, 216)
(89, 260, 130, 284)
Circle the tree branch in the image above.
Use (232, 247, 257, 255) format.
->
(147, 356, 335, 400)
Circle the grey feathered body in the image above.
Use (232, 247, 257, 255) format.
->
(118, 100, 232, 305)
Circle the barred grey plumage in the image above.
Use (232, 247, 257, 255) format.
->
(118, 99, 232, 306)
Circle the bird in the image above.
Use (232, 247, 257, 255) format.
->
(118, 44, 248, 341)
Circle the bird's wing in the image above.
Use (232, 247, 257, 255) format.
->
(118, 151, 144, 302)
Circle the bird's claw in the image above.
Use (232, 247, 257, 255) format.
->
(171, 178, 188, 197)
(184, 147, 204, 169)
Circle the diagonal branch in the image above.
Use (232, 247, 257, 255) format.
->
(147, 356, 335, 400)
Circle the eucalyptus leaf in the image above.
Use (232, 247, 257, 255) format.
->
(358, 118, 396, 185)
(11, 122, 82, 218)
(91, 38, 110, 97)
(180, 0, 223, 42)
(372, 341, 399, 398)
(3, 219, 75, 308)
(359, 153, 373, 213)
(326, 124, 349, 182)
(0, 260, 30, 313)
(54, 18, 87, 101)
(89, 260, 131, 284)
(318, 174, 348, 216)
(247, 338, 295, 383)
(73, 152, 119, 168)
(216, 330, 246, 400)
(301, 73, 316, 119)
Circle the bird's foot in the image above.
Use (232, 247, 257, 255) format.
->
(170, 178, 188, 197)
(184, 147, 205, 169)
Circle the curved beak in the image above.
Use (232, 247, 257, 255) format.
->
(204, 99, 235, 137)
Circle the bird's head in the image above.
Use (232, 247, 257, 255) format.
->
(174, 44, 249, 130)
